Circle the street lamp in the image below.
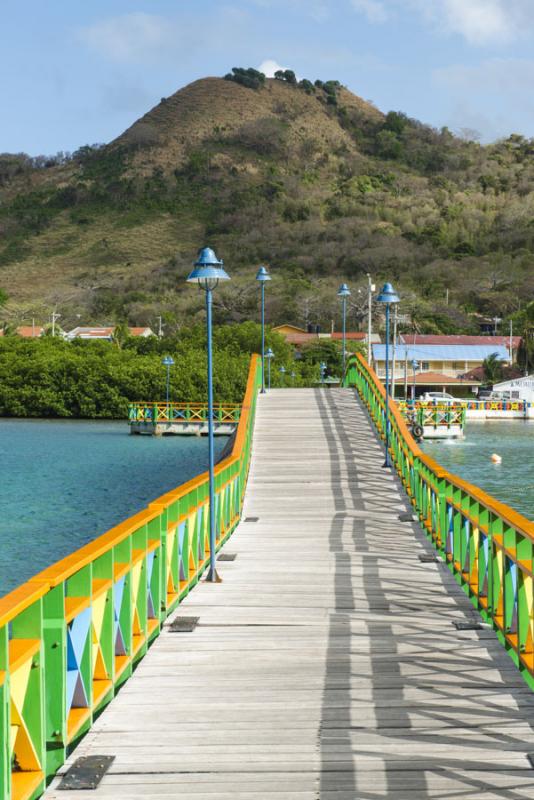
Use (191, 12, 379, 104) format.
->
(265, 347, 274, 389)
(376, 282, 400, 468)
(279, 365, 286, 386)
(187, 247, 230, 582)
(337, 283, 351, 379)
(162, 355, 174, 410)
(256, 266, 271, 393)
(411, 359, 419, 406)
(320, 361, 327, 385)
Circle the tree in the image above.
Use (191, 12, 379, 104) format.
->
(482, 352, 504, 384)
(300, 340, 342, 376)
(274, 69, 297, 85)
(112, 322, 131, 350)
(376, 130, 403, 160)
(384, 111, 409, 135)
(298, 79, 315, 94)
(224, 67, 266, 90)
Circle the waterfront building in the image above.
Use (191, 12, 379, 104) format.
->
(372, 342, 510, 397)
(399, 333, 522, 362)
(66, 326, 155, 340)
(492, 374, 534, 402)
(273, 323, 380, 347)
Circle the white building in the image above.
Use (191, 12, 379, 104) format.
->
(492, 375, 534, 402)
(66, 326, 154, 341)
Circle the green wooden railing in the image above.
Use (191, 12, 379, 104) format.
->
(128, 403, 241, 425)
(397, 401, 467, 431)
(346, 354, 534, 690)
(0, 355, 261, 800)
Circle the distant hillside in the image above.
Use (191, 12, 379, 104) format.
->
(1, 71, 534, 337)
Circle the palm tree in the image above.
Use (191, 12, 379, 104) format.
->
(482, 352, 504, 385)
(0, 322, 17, 337)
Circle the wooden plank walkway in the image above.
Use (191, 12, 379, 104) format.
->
(44, 389, 534, 799)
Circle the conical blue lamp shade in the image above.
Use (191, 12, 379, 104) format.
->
(376, 282, 400, 304)
(187, 247, 230, 285)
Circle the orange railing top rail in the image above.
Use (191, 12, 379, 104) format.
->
(0, 354, 260, 628)
(129, 402, 242, 408)
(352, 353, 534, 541)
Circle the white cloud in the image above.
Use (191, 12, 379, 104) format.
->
(258, 59, 287, 77)
(414, 0, 531, 45)
(424, 0, 515, 45)
(80, 13, 173, 62)
(349, 0, 532, 44)
(350, 0, 388, 24)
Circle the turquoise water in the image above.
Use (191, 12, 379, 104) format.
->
(421, 420, 534, 520)
(0, 420, 227, 598)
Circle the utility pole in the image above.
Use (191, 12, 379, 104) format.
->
(509, 319, 513, 363)
(366, 273, 374, 364)
(391, 305, 398, 398)
(51, 311, 61, 337)
(157, 316, 164, 338)
(404, 353, 408, 400)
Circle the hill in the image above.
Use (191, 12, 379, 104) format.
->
(1, 71, 534, 337)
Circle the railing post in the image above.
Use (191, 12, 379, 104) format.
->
(42, 586, 67, 778)
(0, 623, 9, 800)
(437, 474, 448, 555)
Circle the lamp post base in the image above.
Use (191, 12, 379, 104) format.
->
(205, 569, 223, 584)
(382, 458, 392, 468)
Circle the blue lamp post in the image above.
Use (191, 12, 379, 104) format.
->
(256, 266, 271, 393)
(265, 347, 274, 389)
(411, 359, 419, 405)
(376, 282, 400, 468)
(187, 247, 230, 581)
(337, 283, 351, 380)
(162, 355, 174, 411)
(279, 365, 286, 385)
(320, 361, 327, 385)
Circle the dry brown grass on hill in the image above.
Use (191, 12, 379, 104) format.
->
(3, 73, 534, 335)
(114, 77, 382, 173)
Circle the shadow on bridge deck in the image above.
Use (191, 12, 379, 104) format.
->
(317, 389, 534, 799)
(44, 388, 534, 799)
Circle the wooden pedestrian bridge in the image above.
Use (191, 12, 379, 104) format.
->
(4, 354, 534, 799)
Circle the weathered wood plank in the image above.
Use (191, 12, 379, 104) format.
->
(43, 389, 534, 798)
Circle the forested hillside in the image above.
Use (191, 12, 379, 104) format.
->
(1, 69, 534, 341)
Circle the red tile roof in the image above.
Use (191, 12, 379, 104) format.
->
(0, 326, 44, 338)
(400, 334, 521, 348)
(330, 332, 366, 340)
(17, 326, 44, 337)
(280, 331, 366, 345)
(284, 333, 318, 344)
(128, 327, 153, 335)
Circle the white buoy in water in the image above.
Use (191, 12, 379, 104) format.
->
(491, 453, 502, 464)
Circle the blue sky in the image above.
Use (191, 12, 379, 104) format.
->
(2, 0, 534, 154)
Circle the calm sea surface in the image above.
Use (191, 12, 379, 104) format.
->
(420, 420, 534, 520)
(0, 420, 227, 598)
